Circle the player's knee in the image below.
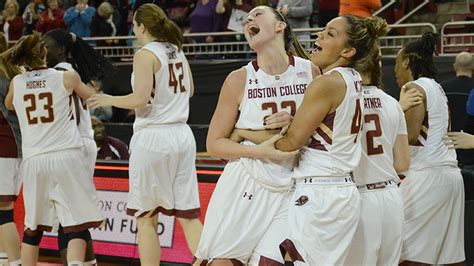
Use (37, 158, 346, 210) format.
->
(0, 209, 14, 225)
(23, 231, 43, 246)
(67, 229, 91, 242)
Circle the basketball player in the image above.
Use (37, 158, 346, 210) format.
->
(193, 6, 319, 265)
(396, 32, 465, 265)
(3, 33, 104, 265)
(0, 32, 22, 266)
(345, 43, 411, 264)
(42, 28, 113, 266)
(88, 4, 203, 264)
(263, 16, 388, 264)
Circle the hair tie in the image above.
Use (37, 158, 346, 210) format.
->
(70, 32, 77, 43)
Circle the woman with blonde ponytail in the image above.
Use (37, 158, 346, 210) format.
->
(89, 4, 203, 265)
(345, 20, 411, 265)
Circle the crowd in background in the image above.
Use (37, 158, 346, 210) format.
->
(0, 0, 389, 45)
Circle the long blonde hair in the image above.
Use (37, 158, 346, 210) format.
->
(0, 33, 22, 80)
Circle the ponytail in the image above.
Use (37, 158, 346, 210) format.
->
(44, 29, 114, 83)
(1, 33, 45, 69)
(135, 3, 184, 51)
(0, 33, 22, 80)
(402, 31, 439, 79)
(272, 8, 310, 59)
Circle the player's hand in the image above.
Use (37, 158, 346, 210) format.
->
(399, 86, 423, 111)
(88, 93, 113, 108)
(229, 129, 244, 143)
(444, 131, 474, 149)
(264, 111, 292, 129)
(255, 134, 299, 161)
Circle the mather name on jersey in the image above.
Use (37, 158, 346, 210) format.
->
(26, 80, 46, 90)
(248, 83, 307, 99)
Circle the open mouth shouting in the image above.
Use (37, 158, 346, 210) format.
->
(248, 25, 261, 37)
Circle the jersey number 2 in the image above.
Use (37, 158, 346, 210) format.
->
(24, 92, 54, 125)
(168, 62, 186, 94)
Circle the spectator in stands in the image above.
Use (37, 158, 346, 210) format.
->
(35, 0, 66, 34)
(92, 116, 129, 160)
(189, 0, 223, 44)
(216, 0, 253, 33)
(22, 0, 45, 34)
(1, 0, 24, 42)
(64, 0, 96, 37)
(319, 0, 339, 27)
(441, 51, 474, 132)
(91, 2, 120, 46)
(277, 0, 312, 44)
(339, 0, 381, 17)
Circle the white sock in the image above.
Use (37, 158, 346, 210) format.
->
(9, 259, 21, 266)
(0, 253, 7, 265)
(68, 261, 84, 266)
(84, 259, 97, 266)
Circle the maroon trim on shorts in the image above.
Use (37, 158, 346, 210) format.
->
(126, 206, 201, 219)
(0, 195, 17, 202)
(193, 257, 243, 266)
(259, 256, 284, 266)
(62, 220, 105, 234)
(280, 239, 305, 262)
(24, 225, 54, 236)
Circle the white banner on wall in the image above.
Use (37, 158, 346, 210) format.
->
(45, 190, 175, 248)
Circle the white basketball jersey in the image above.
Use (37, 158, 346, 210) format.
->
(236, 55, 313, 188)
(12, 68, 82, 160)
(353, 86, 407, 185)
(293, 67, 364, 179)
(409, 78, 457, 170)
(55, 62, 93, 140)
(132, 42, 191, 132)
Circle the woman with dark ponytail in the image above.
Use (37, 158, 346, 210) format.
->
(257, 15, 387, 264)
(194, 5, 320, 265)
(42, 28, 113, 266)
(89, 4, 203, 264)
(395, 32, 465, 265)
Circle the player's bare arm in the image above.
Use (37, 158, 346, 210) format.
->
(393, 134, 410, 173)
(89, 50, 159, 109)
(5, 81, 14, 111)
(229, 128, 280, 144)
(402, 82, 426, 145)
(276, 73, 344, 152)
(63, 70, 94, 100)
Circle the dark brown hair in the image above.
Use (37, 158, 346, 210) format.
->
(343, 15, 388, 87)
(271, 8, 309, 59)
(134, 3, 184, 51)
(1, 33, 46, 70)
(401, 31, 438, 80)
(0, 33, 22, 80)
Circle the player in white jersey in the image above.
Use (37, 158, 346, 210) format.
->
(395, 32, 465, 265)
(194, 6, 319, 265)
(0, 32, 22, 266)
(346, 43, 411, 264)
(266, 16, 388, 265)
(89, 4, 202, 265)
(42, 28, 114, 266)
(3, 33, 104, 265)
